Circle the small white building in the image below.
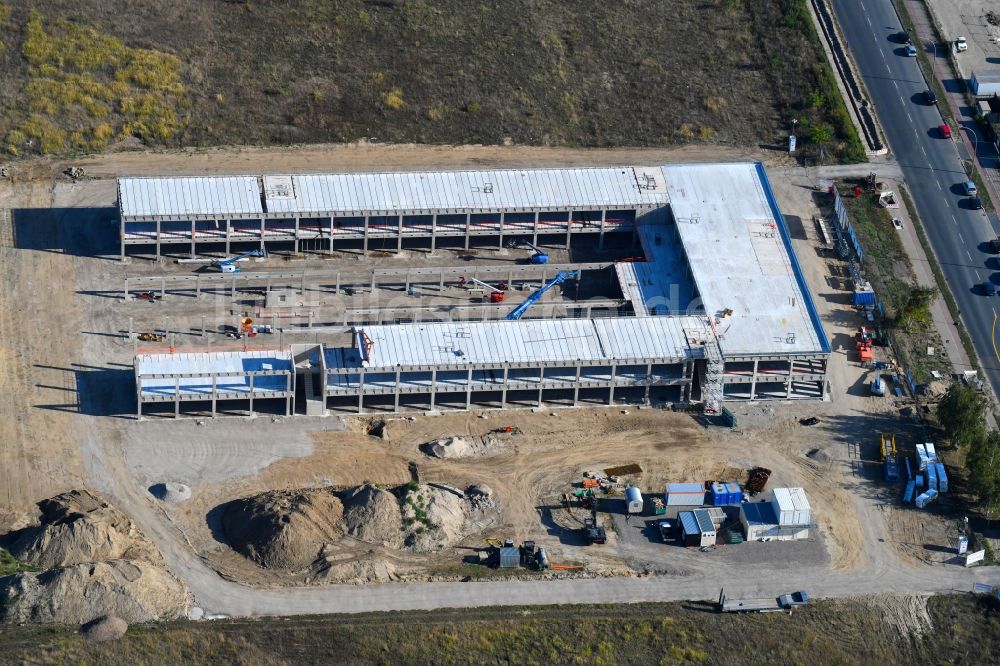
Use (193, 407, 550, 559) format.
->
(770, 487, 811, 526)
(625, 486, 643, 514)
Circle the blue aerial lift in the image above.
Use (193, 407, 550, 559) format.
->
(504, 271, 578, 320)
(213, 248, 267, 273)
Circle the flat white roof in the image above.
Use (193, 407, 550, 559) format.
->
(771, 487, 812, 512)
(664, 163, 828, 356)
(327, 317, 704, 371)
(135, 350, 292, 398)
(119, 176, 263, 220)
(263, 167, 669, 216)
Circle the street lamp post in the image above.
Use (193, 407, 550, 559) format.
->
(961, 125, 979, 157)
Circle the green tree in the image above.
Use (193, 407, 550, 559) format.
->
(896, 286, 937, 330)
(936, 382, 988, 447)
(967, 430, 1000, 519)
(809, 122, 833, 161)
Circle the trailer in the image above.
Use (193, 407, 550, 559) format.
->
(718, 589, 810, 613)
(625, 486, 644, 514)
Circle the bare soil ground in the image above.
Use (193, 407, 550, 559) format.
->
(0, 143, 972, 598)
(0, 1, 862, 159)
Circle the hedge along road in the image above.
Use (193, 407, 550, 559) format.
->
(832, 0, 1000, 394)
(79, 421, 1000, 617)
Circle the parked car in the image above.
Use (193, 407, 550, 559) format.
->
(938, 124, 952, 139)
(923, 89, 937, 104)
(963, 180, 978, 196)
(956, 36, 968, 52)
(991, 236, 1000, 253)
(986, 281, 997, 296)
(905, 43, 918, 57)
(896, 30, 911, 44)
(970, 196, 983, 210)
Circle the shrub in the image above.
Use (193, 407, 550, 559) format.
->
(382, 87, 406, 111)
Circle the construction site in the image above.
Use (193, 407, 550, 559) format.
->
(125, 162, 830, 418)
(0, 142, 991, 629)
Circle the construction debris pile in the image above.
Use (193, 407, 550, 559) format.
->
(0, 490, 189, 624)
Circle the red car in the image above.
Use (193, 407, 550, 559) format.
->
(938, 124, 952, 139)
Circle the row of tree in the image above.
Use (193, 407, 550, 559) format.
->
(937, 384, 1000, 518)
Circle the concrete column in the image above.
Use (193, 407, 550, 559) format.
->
(328, 217, 335, 255)
(363, 216, 370, 256)
(501, 367, 509, 409)
(357, 370, 365, 414)
(537, 367, 545, 406)
(135, 377, 142, 419)
(174, 377, 180, 418)
(430, 369, 437, 410)
(225, 220, 231, 256)
(155, 220, 162, 260)
(785, 359, 796, 399)
(608, 364, 617, 405)
(396, 214, 403, 253)
(120, 217, 126, 261)
(259, 218, 266, 252)
(498, 212, 505, 248)
(573, 364, 581, 406)
(465, 368, 473, 409)
(248, 374, 255, 417)
(190, 221, 196, 258)
(464, 214, 471, 250)
(750, 359, 759, 401)
(294, 217, 300, 253)
(532, 212, 539, 247)
(394, 369, 401, 411)
(565, 213, 572, 249)
(211, 375, 218, 417)
(644, 362, 652, 405)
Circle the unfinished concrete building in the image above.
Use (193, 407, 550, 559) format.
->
(130, 162, 830, 418)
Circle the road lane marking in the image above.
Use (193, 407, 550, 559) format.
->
(959, 233, 965, 242)
(968, 250, 974, 261)
(977, 270, 982, 279)
(921, 146, 927, 157)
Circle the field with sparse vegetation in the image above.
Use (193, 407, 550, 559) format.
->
(0, 595, 998, 665)
(0, 0, 863, 160)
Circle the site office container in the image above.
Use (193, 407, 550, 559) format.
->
(770, 487, 811, 526)
(625, 486, 644, 514)
(666, 483, 706, 506)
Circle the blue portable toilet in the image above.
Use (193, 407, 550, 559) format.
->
(726, 482, 742, 504)
(711, 483, 727, 506)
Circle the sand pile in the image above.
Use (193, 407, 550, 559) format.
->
(0, 560, 188, 624)
(427, 436, 472, 458)
(806, 449, 831, 464)
(341, 484, 404, 548)
(222, 488, 344, 570)
(82, 616, 128, 642)
(402, 484, 500, 552)
(9, 489, 162, 569)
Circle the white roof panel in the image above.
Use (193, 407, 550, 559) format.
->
(327, 316, 703, 371)
(136, 350, 292, 397)
(264, 167, 669, 215)
(663, 163, 828, 357)
(119, 176, 263, 220)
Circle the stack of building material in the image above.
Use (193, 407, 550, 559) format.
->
(927, 464, 938, 493)
(665, 483, 705, 506)
(936, 463, 948, 493)
(915, 489, 939, 509)
(915, 443, 929, 471)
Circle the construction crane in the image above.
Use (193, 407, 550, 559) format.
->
(504, 271, 577, 320)
(464, 277, 506, 303)
(213, 248, 267, 273)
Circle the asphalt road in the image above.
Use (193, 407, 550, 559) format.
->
(832, 0, 1000, 394)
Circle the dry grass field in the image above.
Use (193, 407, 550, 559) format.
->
(0, 0, 863, 160)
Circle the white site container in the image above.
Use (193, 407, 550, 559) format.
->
(625, 486, 644, 514)
(665, 483, 705, 506)
(770, 487, 811, 526)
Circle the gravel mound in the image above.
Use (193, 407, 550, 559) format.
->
(0, 560, 188, 624)
(222, 488, 344, 570)
(341, 484, 403, 548)
(150, 482, 192, 504)
(806, 449, 831, 464)
(9, 489, 162, 569)
(82, 616, 128, 642)
(402, 484, 500, 552)
(427, 436, 472, 458)
(314, 558, 398, 584)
